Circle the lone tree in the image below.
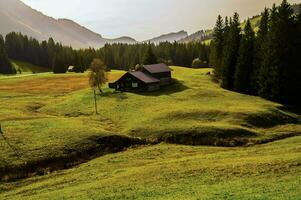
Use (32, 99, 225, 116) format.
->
(89, 58, 108, 114)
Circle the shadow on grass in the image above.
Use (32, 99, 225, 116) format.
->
(243, 108, 299, 128)
(99, 90, 129, 101)
(277, 105, 301, 116)
(137, 79, 190, 97)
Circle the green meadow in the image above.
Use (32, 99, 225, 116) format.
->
(0, 66, 300, 199)
(1, 136, 301, 199)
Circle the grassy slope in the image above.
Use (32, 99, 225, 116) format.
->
(202, 15, 261, 45)
(0, 67, 300, 199)
(0, 72, 124, 169)
(0, 67, 300, 171)
(11, 60, 51, 74)
(1, 136, 300, 199)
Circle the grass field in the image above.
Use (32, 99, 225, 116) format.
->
(1, 136, 301, 199)
(0, 67, 300, 199)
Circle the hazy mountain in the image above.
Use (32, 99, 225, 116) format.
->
(144, 31, 188, 44)
(0, 0, 136, 48)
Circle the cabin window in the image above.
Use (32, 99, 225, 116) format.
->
(132, 82, 138, 88)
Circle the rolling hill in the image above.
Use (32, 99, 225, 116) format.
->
(0, 67, 300, 199)
(0, 0, 137, 48)
(180, 3, 301, 44)
(144, 31, 188, 44)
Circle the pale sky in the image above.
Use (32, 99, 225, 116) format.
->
(20, 0, 300, 41)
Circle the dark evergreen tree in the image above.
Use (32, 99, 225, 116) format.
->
(234, 19, 255, 93)
(296, 5, 301, 105)
(0, 35, 15, 74)
(211, 15, 224, 78)
(258, 5, 278, 100)
(253, 8, 269, 92)
(258, 1, 298, 104)
(221, 12, 241, 89)
(143, 44, 158, 65)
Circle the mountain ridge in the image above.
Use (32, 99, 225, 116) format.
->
(0, 0, 137, 48)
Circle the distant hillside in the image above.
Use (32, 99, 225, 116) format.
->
(179, 30, 213, 43)
(144, 31, 188, 44)
(241, 4, 300, 32)
(180, 3, 300, 44)
(0, 0, 136, 48)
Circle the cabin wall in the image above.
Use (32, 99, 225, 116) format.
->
(147, 83, 160, 91)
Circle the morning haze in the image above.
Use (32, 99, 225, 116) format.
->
(21, 0, 300, 40)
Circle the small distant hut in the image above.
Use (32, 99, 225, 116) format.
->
(67, 66, 75, 72)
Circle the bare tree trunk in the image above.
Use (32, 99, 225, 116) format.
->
(93, 89, 98, 114)
(97, 83, 103, 94)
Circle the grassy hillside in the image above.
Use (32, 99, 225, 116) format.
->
(11, 60, 51, 74)
(1, 136, 301, 199)
(241, 16, 261, 32)
(0, 67, 300, 198)
(0, 67, 300, 175)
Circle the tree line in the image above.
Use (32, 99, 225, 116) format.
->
(4, 32, 96, 73)
(210, 0, 301, 105)
(0, 32, 210, 74)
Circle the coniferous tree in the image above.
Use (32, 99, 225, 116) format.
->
(234, 19, 255, 93)
(277, 0, 301, 104)
(211, 15, 224, 78)
(253, 8, 269, 92)
(221, 13, 241, 89)
(295, 6, 301, 105)
(259, 1, 297, 103)
(0, 35, 15, 74)
(258, 5, 278, 100)
(143, 44, 158, 65)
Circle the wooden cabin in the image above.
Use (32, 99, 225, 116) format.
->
(109, 63, 172, 92)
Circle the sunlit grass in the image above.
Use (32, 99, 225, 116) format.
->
(0, 67, 300, 171)
(1, 136, 300, 199)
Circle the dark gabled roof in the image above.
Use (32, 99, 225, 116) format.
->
(142, 63, 171, 74)
(128, 71, 160, 83)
